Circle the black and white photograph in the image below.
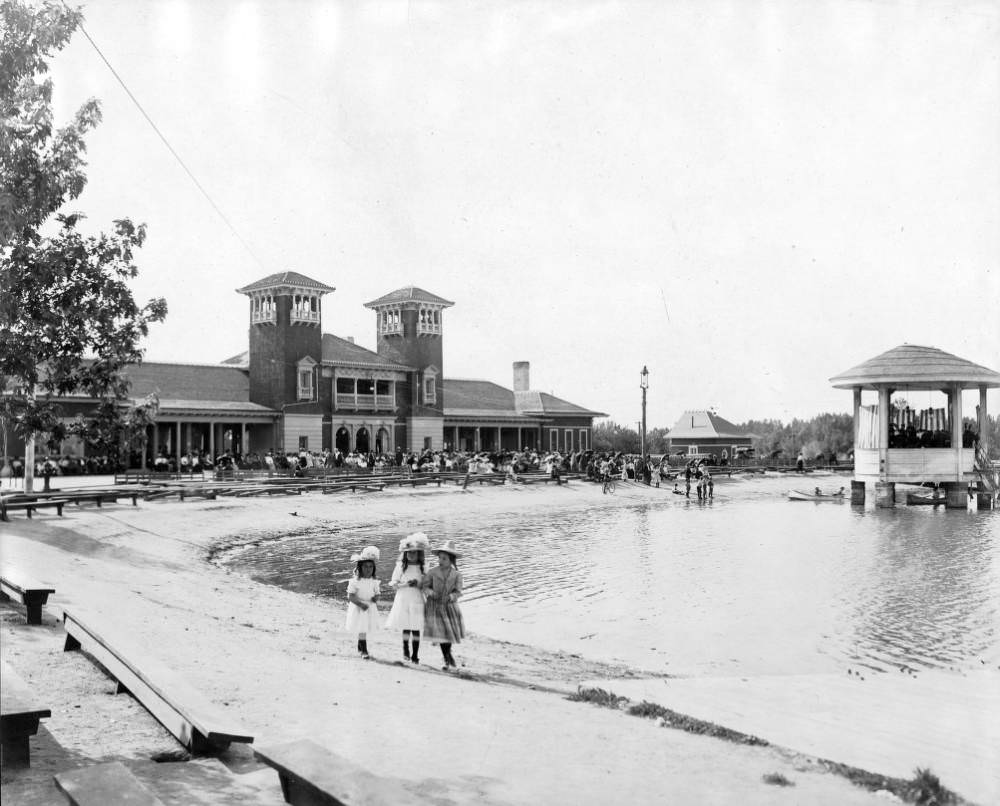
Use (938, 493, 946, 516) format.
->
(2, 1, 998, 803)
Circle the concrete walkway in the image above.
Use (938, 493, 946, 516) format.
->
(585, 670, 1000, 805)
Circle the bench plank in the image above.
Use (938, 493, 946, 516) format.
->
(1, 660, 51, 768)
(255, 740, 419, 806)
(0, 573, 56, 625)
(62, 610, 253, 754)
(55, 760, 165, 806)
(0, 498, 67, 521)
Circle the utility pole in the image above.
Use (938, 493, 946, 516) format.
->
(640, 366, 649, 457)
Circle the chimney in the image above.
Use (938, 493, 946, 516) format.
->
(513, 361, 530, 392)
(346, 336, 355, 344)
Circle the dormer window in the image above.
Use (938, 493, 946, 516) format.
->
(297, 356, 317, 400)
(422, 366, 438, 404)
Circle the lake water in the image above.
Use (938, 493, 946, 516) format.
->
(215, 474, 1000, 678)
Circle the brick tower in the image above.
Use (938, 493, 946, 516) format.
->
(363, 287, 454, 451)
(236, 272, 335, 411)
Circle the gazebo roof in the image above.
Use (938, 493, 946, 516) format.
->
(830, 344, 1000, 390)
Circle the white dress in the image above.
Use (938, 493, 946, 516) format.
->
(344, 577, 381, 633)
(383, 563, 425, 631)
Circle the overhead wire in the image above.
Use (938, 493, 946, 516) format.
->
(66, 5, 269, 272)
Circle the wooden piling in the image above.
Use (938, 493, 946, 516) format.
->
(874, 481, 895, 508)
(850, 480, 865, 505)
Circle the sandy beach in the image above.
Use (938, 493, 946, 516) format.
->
(0, 481, 979, 804)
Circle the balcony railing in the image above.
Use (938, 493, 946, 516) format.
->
(379, 322, 403, 336)
(251, 309, 276, 324)
(335, 393, 396, 411)
(417, 322, 441, 335)
(291, 309, 321, 324)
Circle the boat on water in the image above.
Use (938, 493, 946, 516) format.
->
(788, 490, 846, 502)
(906, 493, 946, 506)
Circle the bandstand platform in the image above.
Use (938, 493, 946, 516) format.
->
(830, 344, 1000, 509)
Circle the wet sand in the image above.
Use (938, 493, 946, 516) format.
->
(0, 481, 963, 804)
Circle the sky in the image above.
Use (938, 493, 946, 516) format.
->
(45, 0, 1000, 427)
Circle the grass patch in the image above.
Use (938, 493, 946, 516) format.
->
(566, 686, 627, 709)
(762, 772, 794, 787)
(817, 761, 962, 805)
(626, 700, 769, 746)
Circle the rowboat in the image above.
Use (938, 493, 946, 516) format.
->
(906, 493, 946, 506)
(788, 490, 846, 502)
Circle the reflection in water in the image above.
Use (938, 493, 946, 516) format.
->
(217, 476, 999, 677)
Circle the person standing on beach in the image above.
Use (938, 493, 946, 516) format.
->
(345, 546, 381, 659)
(384, 532, 430, 664)
(421, 540, 466, 671)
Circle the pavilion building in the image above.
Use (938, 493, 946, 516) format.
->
(829, 344, 999, 508)
(5, 272, 604, 464)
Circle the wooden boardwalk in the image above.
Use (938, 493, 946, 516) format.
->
(584, 670, 999, 805)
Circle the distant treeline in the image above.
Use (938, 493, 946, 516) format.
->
(593, 413, 1000, 460)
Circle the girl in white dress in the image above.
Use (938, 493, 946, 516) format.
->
(384, 532, 430, 664)
(344, 545, 381, 659)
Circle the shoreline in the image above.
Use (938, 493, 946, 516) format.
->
(1, 482, 984, 804)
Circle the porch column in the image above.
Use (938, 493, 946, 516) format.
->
(853, 387, 861, 452)
(517, 427, 522, 450)
(209, 421, 215, 460)
(141, 426, 148, 470)
(152, 424, 159, 461)
(877, 386, 889, 479)
(474, 426, 481, 452)
(241, 422, 248, 456)
(175, 421, 182, 459)
(951, 384, 963, 477)
(185, 423, 191, 453)
(980, 386, 989, 454)
(496, 427, 502, 451)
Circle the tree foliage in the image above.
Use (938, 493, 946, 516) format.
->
(739, 413, 855, 459)
(1, 0, 166, 454)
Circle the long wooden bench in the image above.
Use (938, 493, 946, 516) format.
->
(1, 660, 51, 768)
(0, 571, 56, 625)
(255, 739, 419, 805)
(0, 497, 68, 521)
(62, 610, 254, 754)
(55, 760, 165, 805)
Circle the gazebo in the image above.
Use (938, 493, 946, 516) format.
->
(829, 344, 1000, 508)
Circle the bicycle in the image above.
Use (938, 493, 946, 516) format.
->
(602, 475, 616, 495)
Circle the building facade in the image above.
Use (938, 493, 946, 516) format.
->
(7, 272, 604, 463)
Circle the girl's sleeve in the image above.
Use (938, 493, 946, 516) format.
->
(346, 577, 358, 596)
(452, 571, 464, 599)
(388, 562, 403, 588)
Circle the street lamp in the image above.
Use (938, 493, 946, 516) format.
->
(640, 365, 649, 457)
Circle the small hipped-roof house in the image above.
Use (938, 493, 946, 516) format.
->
(667, 410, 754, 459)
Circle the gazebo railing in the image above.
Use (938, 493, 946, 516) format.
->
(975, 443, 998, 495)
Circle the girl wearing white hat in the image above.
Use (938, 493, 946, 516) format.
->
(384, 532, 430, 664)
(420, 539, 466, 670)
(344, 546, 381, 659)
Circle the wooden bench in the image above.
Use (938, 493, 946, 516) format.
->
(255, 739, 419, 805)
(0, 496, 68, 521)
(62, 610, 254, 754)
(0, 572, 56, 625)
(55, 760, 165, 805)
(1, 660, 51, 767)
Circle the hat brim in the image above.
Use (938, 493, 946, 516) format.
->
(433, 547, 460, 558)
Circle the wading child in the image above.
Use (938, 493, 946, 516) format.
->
(345, 546, 381, 659)
(421, 540, 466, 670)
(384, 532, 430, 664)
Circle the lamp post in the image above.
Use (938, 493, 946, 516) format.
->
(640, 365, 649, 457)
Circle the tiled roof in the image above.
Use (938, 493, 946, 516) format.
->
(668, 411, 753, 440)
(444, 379, 605, 418)
(236, 272, 335, 294)
(122, 362, 250, 402)
(151, 399, 276, 415)
(321, 334, 412, 370)
(444, 379, 516, 412)
(220, 350, 249, 367)
(364, 287, 454, 308)
(830, 344, 1000, 389)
